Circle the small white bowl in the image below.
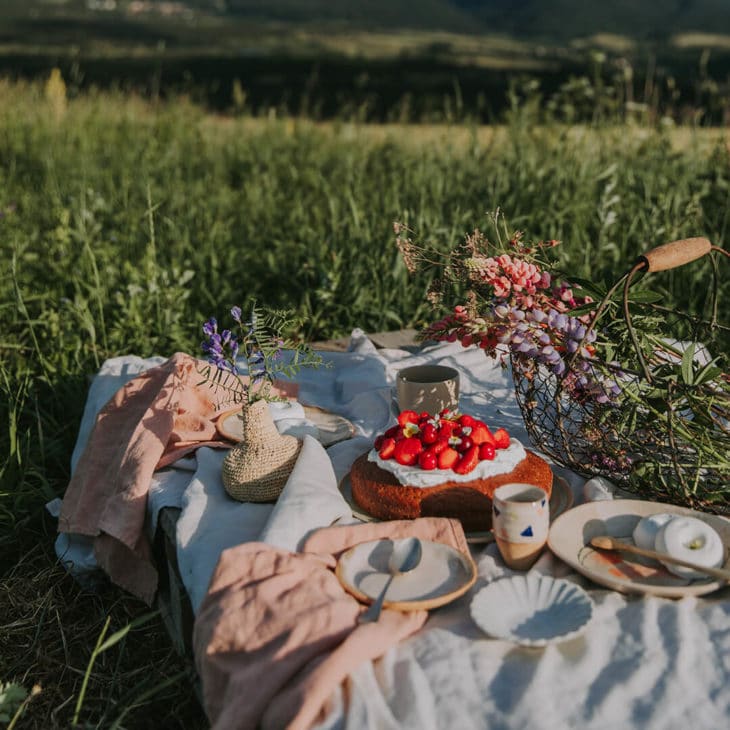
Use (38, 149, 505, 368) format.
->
(470, 574, 594, 647)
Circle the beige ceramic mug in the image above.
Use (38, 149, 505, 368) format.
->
(492, 483, 550, 570)
(395, 365, 460, 416)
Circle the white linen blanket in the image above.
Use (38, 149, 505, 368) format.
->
(59, 330, 730, 730)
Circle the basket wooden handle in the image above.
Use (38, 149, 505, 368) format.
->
(638, 237, 712, 272)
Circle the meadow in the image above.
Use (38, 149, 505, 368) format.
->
(1, 75, 729, 726)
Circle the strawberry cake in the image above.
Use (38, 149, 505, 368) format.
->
(350, 409, 553, 531)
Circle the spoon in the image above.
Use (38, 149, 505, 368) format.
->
(359, 537, 423, 623)
(590, 536, 730, 581)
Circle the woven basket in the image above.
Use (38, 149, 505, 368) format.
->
(221, 399, 302, 502)
(512, 237, 730, 514)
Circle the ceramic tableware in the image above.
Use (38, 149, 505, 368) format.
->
(492, 483, 550, 570)
(358, 538, 423, 622)
(336, 538, 476, 611)
(548, 499, 730, 598)
(470, 574, 594, 647)
(395, 365, 460, 415)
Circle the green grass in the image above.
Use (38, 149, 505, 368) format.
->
(1, 77, 729, 726)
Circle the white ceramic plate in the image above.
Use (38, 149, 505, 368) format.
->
(470, 574, 594, 647)
(548, 499, 730, 598)
(338, 468, 573, 544)
(217, 405, 356, 448)
(336, 538, 477, 611)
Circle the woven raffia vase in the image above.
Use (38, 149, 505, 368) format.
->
(221, 399, 302, 502)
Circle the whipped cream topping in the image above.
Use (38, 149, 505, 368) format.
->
(367, 438, 527, 488)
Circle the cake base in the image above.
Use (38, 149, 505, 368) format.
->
(349, 450, 553, 532)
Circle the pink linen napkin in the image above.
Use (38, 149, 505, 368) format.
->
(58, 352, 296, 604)
(193, 517, 470, 730)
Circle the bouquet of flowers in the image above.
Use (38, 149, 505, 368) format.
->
(396, 215, 621, 403)
(397, 213, 730, 514)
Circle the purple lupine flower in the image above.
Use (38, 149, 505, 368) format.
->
(202, 332, 223, 357)
(552, 359, 567, 376)
(202, 315, 243, 372)
(231, 306, 242, 323)
(202, 345, 225, 367)
(202, 347, 226, 369)
(549, 311, 569, 332)
(203, 317, 218, 337)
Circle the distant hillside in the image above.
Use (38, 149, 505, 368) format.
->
(217, 0, 730, 40)
(451, 0, 730, 41)
(4, 1, 730, 44)
(221, 0, 475, 32)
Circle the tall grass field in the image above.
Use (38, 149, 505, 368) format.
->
(1, 76, 729, 726)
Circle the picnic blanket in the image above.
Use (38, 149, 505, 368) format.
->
(55, 331, 730, 730)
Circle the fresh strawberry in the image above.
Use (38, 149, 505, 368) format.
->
(374, 435, 384, 450)
(418, 450, 438, 470)
(437, 447, 459, 470)
(419, 411, 430, 421)
(378, 437, 396, 459)
(457, 435, 474, 453)
(493, 428, 511, 449)
(421, 423, 438, 444)
(384, 425, 400, 439)
(438, 420, 458, 438)
(429, 439, 450, 455)
(470, 421, 495, 446)
(397, 410, 420, 428)
(393, 437, 423, 466)
(458, 414, 476, 428)
(454, 445, 480, 474)
(479, 443, 496, 461)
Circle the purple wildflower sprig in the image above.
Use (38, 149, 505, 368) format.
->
(201, 316, 240, 373)
(199, 302, 325, 407)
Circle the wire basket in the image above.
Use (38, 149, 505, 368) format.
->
(512, 237, 730, 515)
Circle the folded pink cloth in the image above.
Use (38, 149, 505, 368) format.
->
(194, 517, 470, 730)
(58, 352, 298, 604)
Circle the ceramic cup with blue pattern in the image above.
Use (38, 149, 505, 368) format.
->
(493, 483, 550, 570)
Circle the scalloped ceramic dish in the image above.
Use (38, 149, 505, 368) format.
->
(470, 574, 594, 647)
